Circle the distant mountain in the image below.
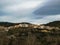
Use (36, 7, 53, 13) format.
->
(0, 21, 60, 27)
(45, 21, 60, 27)
(0, 22, 18, 27)
(0, 22, 31, 27)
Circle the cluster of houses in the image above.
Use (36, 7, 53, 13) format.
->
(0, 22, 60, 32)
(8, 23, 60, 30)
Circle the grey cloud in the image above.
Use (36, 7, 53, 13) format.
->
(34, 0, 60, 15)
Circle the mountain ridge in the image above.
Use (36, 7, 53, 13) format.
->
(0, 21, 60, 27)
(45, 21, 60, 27)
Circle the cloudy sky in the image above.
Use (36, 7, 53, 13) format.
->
(0, 0, 60, 24)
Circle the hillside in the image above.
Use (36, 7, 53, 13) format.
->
(0, 21, 60, 27)
(0, 21, 60, 45)
(0, 22, 19, 27)
(0, 22, 31, 27)
(45, 21, 60, 27)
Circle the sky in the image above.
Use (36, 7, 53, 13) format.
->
(0, 0, 60, 24)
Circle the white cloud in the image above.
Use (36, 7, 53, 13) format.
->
(1, 0, 45, 16)
(1, 0, 59, 24)
(32, 15, 60, 24)
(2, 1, 44, 12)
(0, 14, 34, 23)
(1, 0, 45, 23)
(0, 14, 60, 25)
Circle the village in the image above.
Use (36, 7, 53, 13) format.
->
(0, 22, 60, 45)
